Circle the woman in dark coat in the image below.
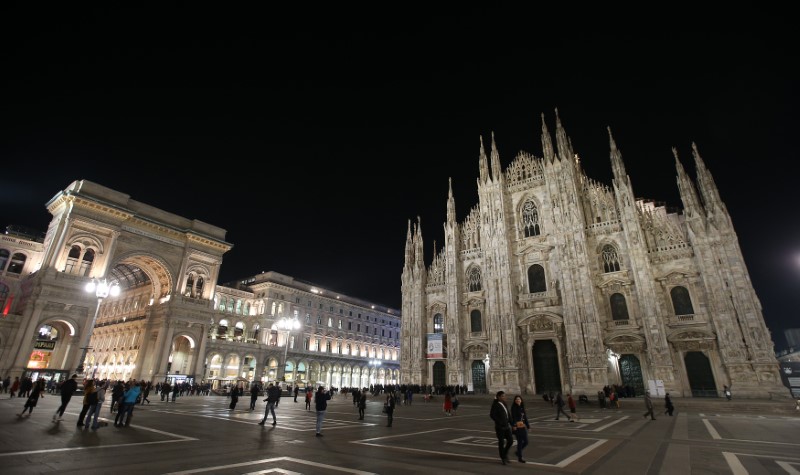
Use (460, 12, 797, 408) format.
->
(19, 379, 45, 416)
(229, 384, 241, 410)
(510, 395, 531, 463)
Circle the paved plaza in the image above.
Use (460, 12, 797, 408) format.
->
(0, 391, 798, 474)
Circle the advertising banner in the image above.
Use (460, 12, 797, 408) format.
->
(426, 333, 447, 359)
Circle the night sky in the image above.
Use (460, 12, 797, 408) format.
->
(2, 7, 797, 347)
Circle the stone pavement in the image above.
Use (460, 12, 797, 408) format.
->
(0, 391, 798, 474)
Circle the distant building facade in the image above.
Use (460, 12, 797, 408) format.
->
(0, 180, 400, 390)
(401, 112, 788, 399)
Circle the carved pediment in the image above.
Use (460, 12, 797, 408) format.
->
(669, 330, 715, 341)
(514, 242, 555, 257)
(462, 296, 485, 307)
(655, 270, 699, 284)
(428, 301, 447, 313)
(595, 271, 632, 291)
(524, 316, 555, 332)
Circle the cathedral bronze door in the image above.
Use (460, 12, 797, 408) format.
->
(684, 351, 717, 397)
(532, 340, 562, 394)
(619, 354, 645, 396)
(471, 360, 487, 394)
(433, 361, 446, 388)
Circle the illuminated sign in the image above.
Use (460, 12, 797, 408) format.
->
(34, 340, 56, 351)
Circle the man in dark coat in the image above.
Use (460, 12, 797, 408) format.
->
(249, 382, 261, 411)
(489, 390, 514, 465)
(53, 374, 78, 422)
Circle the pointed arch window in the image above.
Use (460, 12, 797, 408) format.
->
(522, 199, 541, 237)
(218, 297, 227, 311)
(601, 244, 621, 273)
(670, 286, 695, 315)
(610, 293, 629, 320)
(433, 313, 444, 333)
(527, 264, 547, 293)
(467, 267, 482, 292)
(470, 309, 482, 333)
(7, 253, 26, 274)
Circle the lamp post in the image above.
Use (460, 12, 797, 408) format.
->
(369, 358, 381, 387)
(76, 278, 120, 376)
(276, 316, 301, 385)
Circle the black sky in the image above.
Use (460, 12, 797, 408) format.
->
(2, 6, 798, 347)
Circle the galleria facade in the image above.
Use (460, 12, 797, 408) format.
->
(0, 180, 400, 390)
(400, 112, 788, 399)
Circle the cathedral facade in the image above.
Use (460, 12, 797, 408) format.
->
(400, 112, 788, 399)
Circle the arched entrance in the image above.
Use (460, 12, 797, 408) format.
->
(532, 339, 561, 394)
(471, 360, 487, 394)
(432, 361, 446, 388)
(619, 354, 645, 396)
(684, 351, 717, 397)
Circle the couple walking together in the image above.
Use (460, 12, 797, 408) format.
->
(489, 390, 531, 465)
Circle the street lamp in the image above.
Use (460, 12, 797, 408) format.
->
(276, 316, 301, 384)
(369, 358, 381, 386)
(76, 278, 120, 375)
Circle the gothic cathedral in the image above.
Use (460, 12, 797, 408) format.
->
(400, 112, 787, 399)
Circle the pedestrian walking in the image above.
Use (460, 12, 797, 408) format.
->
(489, 390, 514, 465)
(19, 379, 45, 416)
(510, 395, 530, 463)
(293, 385, 299, 403)
(305, 388, 312, 411)
(258, 383, 281, 426)
(53, 373, 79, 422)
(664, 393, 675, 416)
(10, 376, 20, 398)
(141, 381, 151, 404)
(554, 391, 572, 421)
(357, 388, 367, 420)
(643, 390, 656, 420)
(384, 391, 396, 427)
(314, 385, 331, 436)
(160, 381, 171, 402)
(228, 384, 241, 410)
(723, 385, 732, 401)
(567, 392, 579, 422)
(76, 379, 97, 427)
(249, 382, 261, 411)
(452, 394, 460, 415)
(443, 391, 453, 416)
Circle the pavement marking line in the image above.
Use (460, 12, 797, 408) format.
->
(353, 427, 607, 469)
(0, 438, 196, 458)
(592, 416, 628, 432)
(776, 461, 800, 474)
(722, 452, 749, 475)
(163, 456, 377, 475)
(659, 442, 690, 475)
(0, 416, 198, 458)
(702, 419, 722, 440)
